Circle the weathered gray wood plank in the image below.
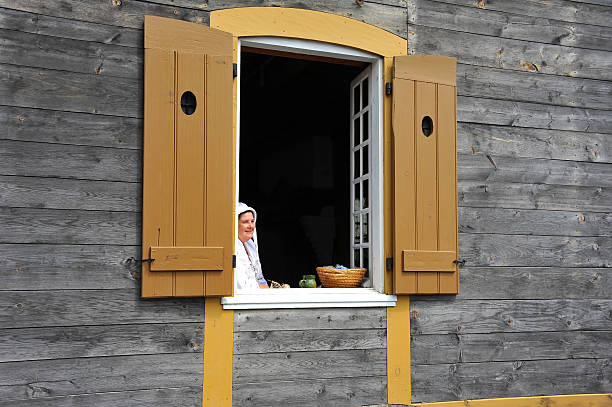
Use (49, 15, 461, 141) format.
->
(458, 181, 611, 212)
(0, 63, 141, 118)
(234, 349, 386, 383)
(410, 24, 612, 81)
(0, 353, 202, 400)
(0, 289, 204, 329)
(0, 207, 139, 245)
(0, 105, 141, 149)
(234, 329, 386, 354)
(414, 0, 612, 51)
(458, 123, 610, 163)
(1, 140, 141, 182)
(0, 28, 142, 79)
(457, 267, 612, 300)
(0, 175, 140, 212)
(430, 0, 612, 27)
(411, 358, 611, 403)
(233, 376, 386, 407)
(0, 387, 202, 407)
(458, 64, 612, 110)
(235, 308, 386, 332)
(0, 322, 202, 362)
(0, 7, 142, 48)
(460, 233, 612, 267)
(458, 153, 612, 187)
(0, 0, 210, 29)
(1, 244, 140, 291)
(411, 331, 612, 364)
(410, 299, 612, 334)
(458, 96, 612, 134)
(459, 207, 612, 237)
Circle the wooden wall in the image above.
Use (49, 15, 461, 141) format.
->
(408, 0, 612, 403)
(1, 1, 610, 406)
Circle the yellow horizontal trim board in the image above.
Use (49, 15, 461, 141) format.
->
(150, 247, 224, 271)
(394, 55, 456, 86)
(211, 7, 407, 57)
(414, 394, 612, 407)
(403, 250, 456, 272)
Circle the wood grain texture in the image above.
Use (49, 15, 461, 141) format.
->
(1, 244, 140, 291)
(457, 64, 612, 110)
(0, 207, 139, 245)
(411, 358, 612, 403)
(409, 298, 612, 334)
(0, 387, 202, 407)
(235, 308, 386, 332)
(0, 175, 140, 212)
(0, 139, 141, 182)
(0, 323, 203, 362)
(232, 376, 386, 407)
(457, 122, 611, 164)
(0, 105, 141, 149)
(0, 28, 142, 79)
(234, 329, 386, 354)
(234, 349, 386, 383)
(0, 289, 204, 329)
(413, 0, 612, 51)
(409, 24, 612, 81)
(0, 63, 141, 118)
(459, 207, 612, 237)
(411, 331, 612, 364)
(460, 233, 612, 267)
(0, 353, 202, 402)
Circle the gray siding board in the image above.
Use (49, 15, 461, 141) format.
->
(0, 323, 202, 362)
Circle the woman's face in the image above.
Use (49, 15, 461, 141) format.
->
(238, 211, 255, 243)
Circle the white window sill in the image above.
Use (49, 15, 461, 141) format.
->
(221, 288, 397, 309)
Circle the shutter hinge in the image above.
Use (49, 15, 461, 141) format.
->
(127, 257, 155, 264)
(386, 257, 393, 271)
(453, 259, 466, 267)
(232, 63, 238, 78)
(385, 82, 392, 96)
(232, 254, 236, 268)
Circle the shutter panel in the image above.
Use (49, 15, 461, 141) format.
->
(392, 55, 459, 295)
(142, 16, 234, 298)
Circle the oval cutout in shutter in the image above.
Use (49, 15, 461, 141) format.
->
(180, 91, 197, 115)
(422, 116, 433, 137)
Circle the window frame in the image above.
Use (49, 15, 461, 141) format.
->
(223, 36, 395, 309)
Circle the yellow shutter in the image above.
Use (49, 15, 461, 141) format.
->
(392, 55, 459, 295)
(142, 16, 234, 298)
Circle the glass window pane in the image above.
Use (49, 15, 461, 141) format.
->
(353, 214, 360, 245)
(363, 144, 369, 175)
(353, 84, 360, 114)
(363, 111, 369, 141)
(354, 182, 360, 211)
(362, 179, 369, 209)
(362, 78, 368, 108)
(354, 249, 360, 268)
(362, 248, 369, 271)
(362, 212, 369, 243)
(354, 117, 360, 146)
(354, 150, 359, 178)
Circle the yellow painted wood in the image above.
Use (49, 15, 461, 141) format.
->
(175, 51, 206, 297)
(383, 57, 396, 295)
(414, 393, 612, 407)
(141, 47, 174, 298)
(203, 297, 233, 407)
(387, 295, 411, 404)
(150, 247, 224, 271)
(211, 7, 406, 57)
(403, 250, 456, 272)
(394, 55, 457, 86)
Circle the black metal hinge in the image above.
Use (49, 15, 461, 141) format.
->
(126, 257, 155, 264)
(453, 259, 466, 267)
(386, 257, 393, 271)
(232, 254, 236, 268)
(233, 63, 238, 78)
(385, 82, 392, 96)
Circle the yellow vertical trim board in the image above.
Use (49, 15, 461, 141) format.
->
(414, 393, 612, 407)
(203, 298, 233, 407)
(387, 295, 411, 404)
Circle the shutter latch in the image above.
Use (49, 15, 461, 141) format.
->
(386, 257, 393, 271)
(232, 254, 236, 268)
(453, 259, 466, 266)
(232, 63, 238, 78)
(127, 257, 155, 264)
(385, 82, 392, 96)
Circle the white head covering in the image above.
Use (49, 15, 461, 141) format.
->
(235, 202, 266, 290)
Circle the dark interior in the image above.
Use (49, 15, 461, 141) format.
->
(239, 50, 366, 287)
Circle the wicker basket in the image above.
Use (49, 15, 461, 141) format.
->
(316, 267, 366, 288)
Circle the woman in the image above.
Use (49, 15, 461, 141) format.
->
(235, 202, 268, 289)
